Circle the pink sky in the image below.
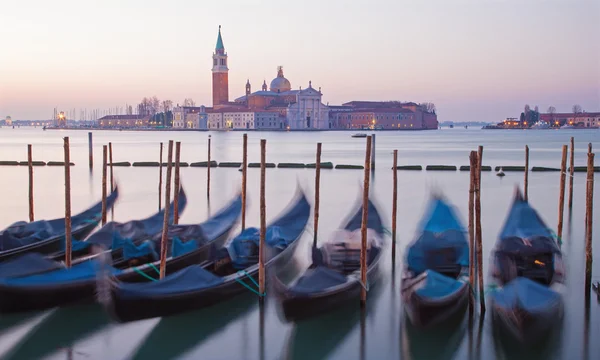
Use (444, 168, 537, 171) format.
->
(1, 0, 598, 122)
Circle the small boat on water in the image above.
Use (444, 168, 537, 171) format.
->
(271, 194, 386, 321)
(530, 120, 551, 129)
(488, 188, 565, 344)
(497, 167, 505, 177)
(0, 188, 119, 262)
(351, 133, 367, 138)
(0, 191, 241, 314)
(101, 188, 311, 322)
(401, 195, 470, 328)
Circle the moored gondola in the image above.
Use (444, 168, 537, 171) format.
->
(401, 195, 470, 328)
(0, 187, 119, 261)
(271, 196, 385, 322)
(0, 192, 241, 314)
(488, 188, 565, 344)
(101, 188, 311, 322)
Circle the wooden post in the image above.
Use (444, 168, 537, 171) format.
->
(392, 149, 398, 264)
(371, 134, 376, 171)
(28, 144, 34, 222)
(557, 145, 568, 240)
(313, 143, 322, 247)
(64, 137, 72, 268)
(589, 143, 592, 154)
(207, 135, 211, 200)
(474, 151, 485, 314)
(109, 142, 114, 191)
(88, 132, 93, 169)
(360, 136, 372, 307)
(242, 134, 248, 231)
(584, 153, 594, 297)
(568, 137, 574, 210)
(259, 139, 266, 302)
(158, 143, 163, 211)
(159, 140, 174, 279)
(468, 151, 477, 317)
(173, 142, 181, 225)
(524, 145, 529, 201)
(102, 145, 107, 226)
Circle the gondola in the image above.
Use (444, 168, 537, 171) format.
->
(0, 192, 242, 314)
(0, 187, 119, 261)
(400, 195, 470, 328)
(271, 195, 385, 322)
(488, 188, 565, 344)
(101, 188, 311, 322)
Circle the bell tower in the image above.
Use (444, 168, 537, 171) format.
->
(212, 25, 229, 107)
(246, 79, 251, 96)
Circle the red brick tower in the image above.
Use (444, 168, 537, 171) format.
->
(212, 25, 229, 107)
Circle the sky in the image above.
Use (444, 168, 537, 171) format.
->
(0, 0, 598, 122)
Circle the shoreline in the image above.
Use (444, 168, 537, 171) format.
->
(39, 127, 438, 132)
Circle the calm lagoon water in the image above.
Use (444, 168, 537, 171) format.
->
(0, 127, 598, 360)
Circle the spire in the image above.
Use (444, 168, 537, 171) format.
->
(215, 25, 225, 54)
(262, 80, 267, 91)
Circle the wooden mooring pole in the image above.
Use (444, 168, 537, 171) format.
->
(392, 149, 398, 264)
(207, 135, 211, 200)
(28, 144, 34, 222)
(557, 145, 568, 240)
(314, 143, 322, 247)
(64, 137, 72, 268)
(242, 134, 248, 231)
(568, 137, 574, 210)
(173, 142, 181, 225)
(109, 142, 114, 191)
(158, 142, 163, 211)
(475, 149, 485, 314)
(259, 139, 267, 302)
(524, 145, 529, 201)
(88, 132, 93, 169)
(468, 151, 477, 317)
(360, 135, 372, 307)
(159, 140, 174, 280)
(102, 145, 107, 226)
(585, 152, 594, 298)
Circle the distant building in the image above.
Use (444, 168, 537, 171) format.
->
(5, 116, 12, 126)
(172, 106, 208, 129)
(329, 101, 438, 130)
(207, 108, 282, 130)
(540, 112, 600, 128)
(98, 115, 151, 128)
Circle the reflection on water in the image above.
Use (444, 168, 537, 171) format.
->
(0, 129, 598, 359)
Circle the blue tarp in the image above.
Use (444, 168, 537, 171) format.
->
(415, 270, 464, 299)
(123, 240, 158, 261)
(227, 192, 310, 270)
(0, 259, 122, 286)
(406, 197, 469, 275)
(290, 266, 348, 293)
(344, 199, 385, 234)
(0, 253, 62, 278)
(490, 277, 561, 313)
(172, 236, 199, 257)
(496, 193, 559, 255)
(116, 265, 224, 300)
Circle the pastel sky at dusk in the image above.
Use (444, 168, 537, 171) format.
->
(1, 0, 598, 121)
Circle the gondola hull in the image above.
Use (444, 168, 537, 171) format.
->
(402, 272, 469, 328)
(107, 231, 302, 322)
(0, 227, 233, 314)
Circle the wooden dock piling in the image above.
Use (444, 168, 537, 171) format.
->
(360, 135, 372, 307)
(173, 142, 181, 225)
(207, 135, 211, 200)
(159, 140, 174, 280)
(28, 144, 34, 222)
(314, 143, 322, 246)
(88, 132, 93, 169)
(242, 134, 248, 231)
(64, 137, 72, 268)
(102, 145, 107, 226)
(524, 145, 529, 201)
(568, 137, 574, 210)
(158, 143, 163, 211)
(468, 151, 477, 317)
(259, 139, 266, 302)
(392, 149, 398, 264)
(475, 150, 485, 314)
(371, 134, 376, 171)
(109, 142, 114, 191)
(585, 152, 594, 297)
(557, 145, 568, 240)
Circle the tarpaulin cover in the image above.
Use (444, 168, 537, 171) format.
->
(171, 236, 199, 257)
(490, 277, 561, 313)
(289, 266, 348, 293)
(0, 253, 62, 278)
(415, 270, 465, 299)
(0, 259, 122, 286)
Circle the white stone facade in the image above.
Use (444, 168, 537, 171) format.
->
(286, 84, 330, 129)
(173, 106, 208, 129)
(207, 110, 281, 130)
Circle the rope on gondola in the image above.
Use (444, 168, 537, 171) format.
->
(235, 270, 265, 296)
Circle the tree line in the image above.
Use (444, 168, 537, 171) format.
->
(136, 96, 197, 126)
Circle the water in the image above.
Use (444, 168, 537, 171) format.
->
(0, 127, 598, 360)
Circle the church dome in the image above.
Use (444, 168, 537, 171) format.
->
(269, 66, 291, 93)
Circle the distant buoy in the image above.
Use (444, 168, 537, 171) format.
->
(497, 167, 505, 177)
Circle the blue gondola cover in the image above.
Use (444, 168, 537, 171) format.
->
(415, 270, 464, 299)
(171, 236, 199, 257)
(0, 253, 62, 278)
(491, 277, 561, 312)
(0, 259, 122, 286)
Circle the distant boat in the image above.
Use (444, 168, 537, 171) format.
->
(351, 133, 367, 138)
(497, 167, 505, 177)
(464, 125, 468, 129)
(560, 124, 575, 129)
(531, 121, 550, 129)
(449, 124, 454, 129)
